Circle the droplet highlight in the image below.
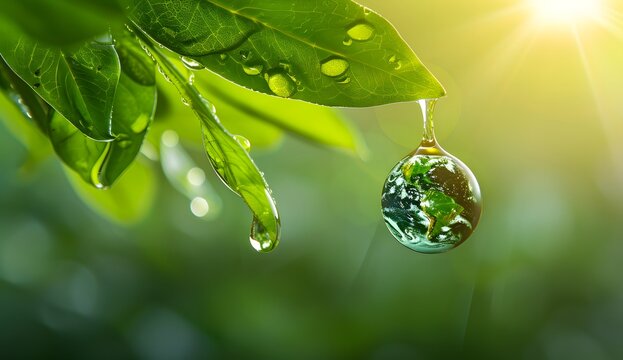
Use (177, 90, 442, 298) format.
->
(243, 63, 264, 76)
(233, 134, 251, 152)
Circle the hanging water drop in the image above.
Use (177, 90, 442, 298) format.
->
(346, 21, 376, 41)
(266, 70, 297, 98)
(320, 57, 350, 78)
(381, 99, 482, 254)
(240, 50, 250, 61)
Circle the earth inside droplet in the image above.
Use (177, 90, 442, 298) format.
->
(381, 148, 482, 254)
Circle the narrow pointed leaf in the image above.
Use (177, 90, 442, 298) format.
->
(134, 28, 281, 252)
(0, 23, 120, 140)
(128, 0, 445, 107)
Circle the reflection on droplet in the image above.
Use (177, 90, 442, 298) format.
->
(181, 56, 204, 70)
(266, 71, 297, 98)
(320, 57, 350, 78)
(188, 72, 195, 85)
(162, 130, 179, 147)
(342, 37, 353, 46)
(187, 167, 206, 186)
(190, 197, 210, 217)
(243, 64, 264, 76)
(240, 50, 250, 61)
(337, 77, 351, 84)
(233, 134, 251, 151)
(346, 21, 375, 41)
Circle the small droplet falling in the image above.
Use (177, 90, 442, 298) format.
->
(266, 70, 297, 98)
(320, 57, 350, 78)
(243, 63, 264, 76)
(381, 99, 482, 254)
(233, 134, 251, 151)
(181, 56, 205, 70)
(346, 21, 376, 41)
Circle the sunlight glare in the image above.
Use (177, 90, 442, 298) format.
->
(530, 0, 603, 24)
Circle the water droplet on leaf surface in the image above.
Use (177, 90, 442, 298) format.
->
(320, 57, 350, 78)
(181, 56, 204, 70)
(266, 71, 297, 98)
(243, 63, 264, 76)
(346, 21, 376, 41)
(233, 134, 251, 151)
(381, 99, 482, 254)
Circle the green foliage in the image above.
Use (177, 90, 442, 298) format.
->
(0, 0, 444, 252)
(128, 0, 445, 106)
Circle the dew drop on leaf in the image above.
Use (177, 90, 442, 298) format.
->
(346, 21, 376, 41)
(242, 63, 264, 76)
(342, 37, 353, 46)
(266, 71, 297, 98)
(240, 50, 250, 61)
(320, 57, 350, 78)
(233, 134, 251, 152)
(131, 114, 150, 133)
(180, 56, 205, 70)
(381, 99, 482, 254)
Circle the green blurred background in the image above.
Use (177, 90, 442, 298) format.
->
(1, 0, 623, 358)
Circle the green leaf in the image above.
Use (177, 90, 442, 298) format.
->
(48, 34, 156, 188)
(133, 27, 281, 252)
(0, 23, 121, 140)
(0, 0, 124, 47)
(65, 160, 157, 224)
(196, 70, 363, 154)
(150, 65, 283, 150)
(128, 0, 445, 107)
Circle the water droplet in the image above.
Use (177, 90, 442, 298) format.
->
(346, 21, 376, 41)
(381, 99, 482, 254)
(266, 71, 297, 98)
(320, 57, 350, 78)
(342, 37, 353, 46)
(389, 55, 402, 70)
(243, 63, 264, 76)
(187, 167, 206, 186)
(190, 197, 210, 217)
(181, 56, 204, 70)
(33, 83, 41, 89)
(363, 7, 372, 15)
(240, 50, 250, 61)
(34, 68, 41, 77)
(233, 134, 251, 152)
(181, 97, 190, 107)
(188, 72, 195, 85)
